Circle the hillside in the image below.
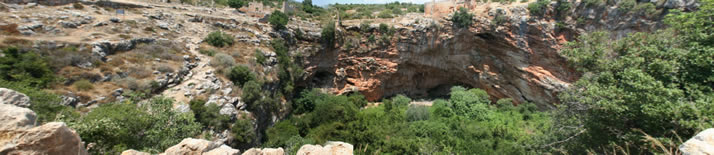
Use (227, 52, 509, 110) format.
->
(0, 0, 712, 154)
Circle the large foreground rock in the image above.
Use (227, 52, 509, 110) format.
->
(0, 103, 36, 131)
(0, 103, 88, 155)
(680, 128, 714, 155)
(0, 88, 31, 107)
(297, 141, 353, 155)
(0, 122, 88, 155)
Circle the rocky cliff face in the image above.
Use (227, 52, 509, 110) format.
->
(303, 1, 693, 106)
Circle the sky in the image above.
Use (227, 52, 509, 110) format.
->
(297, 0, 432, 6)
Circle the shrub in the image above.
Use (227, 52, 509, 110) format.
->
(255, 50, 266, 65)
(269, 10, 289, 30)
(68, 97, 201, 154)
(583, 0, 605, 7)
(302, 0, 313, 13)
(228, 65, 256, 86)
(231, 118, 256, 147)
(321, 21, 336, 47)
(617, 0, 636, 13)
(73, 79, 94, 91)
(1, 79, 72, 123)
(227, 0, 247, 9)
(360, 21, 372, 33)
(379, 23, 389, 34)
(451, 7, 473, 28)
(73, 3, 84, 9)
(406, 105, 430, 122)
(633, 3, 657, 15)
(555, 0, 572, 18)
(0, 47, 56, 88)
(377, 10, 394, 18)
(368, 34, 376, 43)
(210, 53, 235, 69)
(241, 80, 261, 107)
(156, 64, 175, 73)
(199, 49, 216, 56)
(528, 0, 550, 16)
(189, 99, 231, 131)
(204, 31, 234, 47)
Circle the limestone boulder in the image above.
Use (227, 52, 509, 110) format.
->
(0, 88, 31, 107)
(296, 141, 353, 155)
(120, 149, 151, 155)
(0, 104, 36, 131)
(680, 128, 714, 155)
(164, 138, 223, 154)
(1, 122, 88, 155)
(242, 148, 284, 155)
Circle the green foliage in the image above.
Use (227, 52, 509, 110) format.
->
(360, 21, 371, 33)
(189, 99, 231, 131)
(199, 49, 216, 56)
(73, 79, 93, 91)
(204, 31, 234, 47)
(265, 87, 552, 154)
(633, 2, 657, 16)
(556, 1, 714, 153)
(302, 0, 313, 13)
(227, 65, 256, 86)
(406, 105, 429, 122)
(321, 21, 336, 47)
(451, 7, 473, 28)
(227, 0, 247, 9)
(67, 97, 201, 154)
(528, 0, 550, 16)
(555, 0, 572, 18)
(617, 0, 636, 13)
(241, 80, 262, 108)
(583, 0, 605, 7)
(377, 9, 394, 18)
(255, 49, 266, 65)
(269, 10, 289, 30)
(0, 47, 56, 88)
(231, 118, 256, 146)
(378, 23, 389, 34)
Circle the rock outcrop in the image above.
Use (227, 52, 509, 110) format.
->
(122, 138, 240, 155)
(0, 103, 88, 155)
(297, 141, 353, 155)
(304, 1, 690, 107)
(241, 147, 284, 155)
(1, 0, 78, 6)
(680, 128, 714, 155)
(0, 88, 31, 107)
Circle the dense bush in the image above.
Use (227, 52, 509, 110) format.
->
(451, 7, 473, 28)
(67, 97, 201, 154)
(227, 0, 247, 9)
(227, 65, 256, 86)
(264, 87, 552, 154)
(528, 0, 550, 16)
(205, 31, 234, 47)
(199, 49, 216, 56)
(210, 53, 236, 70)
(73, 79, 94, 91)
(633, 2, 657, 16)
(254, 49, 266, 65)
(189, 99, 231, 131)
(302, 0, 313, 13)
(269, 10, 289, 30)
(617, 0, 636, 13)
(231, 118, 256, 147)
(241, 80, 262, 108)
(321, 21, 336, 47)
(0, 47, 56, 88)
(554, 1, 714, 153)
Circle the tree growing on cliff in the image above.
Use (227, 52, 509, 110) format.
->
(321, 21, 336, 48)
(269, 10, 289, 30)
(451, 7, 473, 28)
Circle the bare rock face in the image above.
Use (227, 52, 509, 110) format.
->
(680, 128, 714, 155)
(241, 148, 284, 155)
(0, 122, 88, 155)
(1, 0, 78, 6)
(297, 141, 353, 155)
(304, 2, 684, 107)
(0, 88, 31, 107)
(0, 104, 36, 131)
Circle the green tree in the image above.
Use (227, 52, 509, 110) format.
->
(241, 80, 262, 108)
(0, 47, 56, 88)
(302, 0, 313, 13)
(269, 10, 289, 30)
(451, 7, 473, 28)
(189, 99, 231, 131)
(527, 0, 550, 16)
(204, 31, 234, 47)
(227, 0, 247, 9)
(321, 21, 336, 48)
(227, 65, 256, 86)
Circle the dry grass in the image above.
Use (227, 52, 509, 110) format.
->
(0, 23, 19, 35)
